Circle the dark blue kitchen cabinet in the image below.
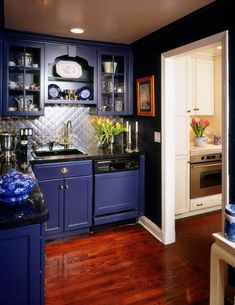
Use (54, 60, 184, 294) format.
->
(95, 170, 139, 215)
(33, 160, 92, 239)
(0, 224, 45, 305)
(97, 48, 133, 115)
(0, 40, 2, 115)
(3, 40, 45, 116)
(38, 178, 64, 235)
(45, 43, 97, 105)
(93, 154, 145, 225)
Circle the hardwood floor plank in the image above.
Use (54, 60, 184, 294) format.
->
(45, 224, 209, 305)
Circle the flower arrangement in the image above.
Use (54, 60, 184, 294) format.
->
(190, 118, 210, 137)
(93, 118, 126, 144)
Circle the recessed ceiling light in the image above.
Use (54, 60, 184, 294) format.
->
(217, 45, 222, 50)
(70, 28, 85, 34)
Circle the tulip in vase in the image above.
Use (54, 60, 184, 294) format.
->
(190, 118, 210, 147)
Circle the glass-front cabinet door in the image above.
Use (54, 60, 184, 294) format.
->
(98, 49, 133, 115)
(3, 41, 44, 116)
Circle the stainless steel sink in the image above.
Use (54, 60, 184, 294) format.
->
(32, 148, 86, 158)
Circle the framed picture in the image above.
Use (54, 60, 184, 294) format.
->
(136, 75, 155, 117)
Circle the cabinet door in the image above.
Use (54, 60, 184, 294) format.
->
(175, 155, 190, 215)
(0, 224, 42, 305)
(0, 40, 2, 115)
(94, 170, 139, 215)
(174, 56, 190, 155)
(195, 55, 214, 115)
(64, 175, 92, 231)
(3, 40, 44, 116)
(97, 49, 133, 115)
(45, 43, 97, 105)
(38, 179, 64, 235)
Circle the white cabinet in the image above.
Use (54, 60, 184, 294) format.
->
(175, 155, 190, 215)
(174, 56, 190, 156)
(187, 54, 214, 115)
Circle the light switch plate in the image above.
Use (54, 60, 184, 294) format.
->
(154, 131, 161, 143)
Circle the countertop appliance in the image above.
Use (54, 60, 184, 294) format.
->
(93, 156, 140, 225)
(190, 152, 222, 199)
(0, 132, 16, 162)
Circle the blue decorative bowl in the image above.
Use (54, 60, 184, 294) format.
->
(0, 169, 37, 204)
(224, 204, 235, 242)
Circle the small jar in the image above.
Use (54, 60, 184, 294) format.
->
(224, 204, 235, 242)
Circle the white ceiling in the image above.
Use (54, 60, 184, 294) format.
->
(4, 0, 215, 44)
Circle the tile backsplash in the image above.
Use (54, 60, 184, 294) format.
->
(0, 106, 98, 150)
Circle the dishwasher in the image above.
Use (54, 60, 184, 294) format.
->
(93, 156, 140, 225)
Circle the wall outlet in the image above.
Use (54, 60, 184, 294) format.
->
(154, 131, 161, 143)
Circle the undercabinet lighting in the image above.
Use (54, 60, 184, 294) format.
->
(70, 28, 85, 34)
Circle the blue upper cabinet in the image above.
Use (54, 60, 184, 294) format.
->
(45, 43, 97, 105)
(3, 40, 45, 116)
(0, 40, 2, 115)
(97, 48, 133, 116)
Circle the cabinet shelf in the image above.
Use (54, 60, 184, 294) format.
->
(45, 99, 96, 105)
(48, 76, 92, 83)
(9, 89, 40, 93)
(9, 66, 41, 72)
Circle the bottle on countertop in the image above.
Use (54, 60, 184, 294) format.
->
(16, 128, 33, 164)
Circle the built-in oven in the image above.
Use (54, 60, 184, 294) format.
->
(190, 152, 222, 199)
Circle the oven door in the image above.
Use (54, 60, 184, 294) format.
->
(190, 162, 222, 199)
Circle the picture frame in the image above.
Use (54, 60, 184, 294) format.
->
(136, 75, 155, 117)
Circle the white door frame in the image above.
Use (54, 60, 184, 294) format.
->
(161, 31, 229, 245)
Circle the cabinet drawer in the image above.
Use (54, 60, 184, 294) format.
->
(190, 194, 222, 211)
(33, 160, 92, 180)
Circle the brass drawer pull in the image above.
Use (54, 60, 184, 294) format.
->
(61, 167, 69, 174)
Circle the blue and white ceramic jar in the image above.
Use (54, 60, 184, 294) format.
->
(224, 204, 235, 242)
(0, 168, 37, 204)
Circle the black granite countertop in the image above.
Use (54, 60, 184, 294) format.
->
(29, 145, 144, 164)
(0, 161, 48, 230)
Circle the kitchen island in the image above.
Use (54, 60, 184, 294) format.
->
(0, 161, 48, 305)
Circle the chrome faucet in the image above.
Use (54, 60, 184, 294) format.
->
(63, 120, 72, 149)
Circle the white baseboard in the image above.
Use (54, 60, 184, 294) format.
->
(138, 216, 163, 243)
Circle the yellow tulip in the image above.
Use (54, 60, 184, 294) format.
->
(116, 122, 121, 129)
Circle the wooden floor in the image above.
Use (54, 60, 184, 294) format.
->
(45, 212, 221, 305)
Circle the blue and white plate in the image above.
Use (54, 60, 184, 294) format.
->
(48, 84, 62, 99)
(76, 86, 93, 100)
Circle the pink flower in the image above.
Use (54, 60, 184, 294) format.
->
(199, 118, 205, 126)
(190, 117, 210, 137)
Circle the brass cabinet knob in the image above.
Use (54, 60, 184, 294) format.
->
(61, 167, 69, 174)
(64, 184, 69, 189)
(59, 184, 64, 190)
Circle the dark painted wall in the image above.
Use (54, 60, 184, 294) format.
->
(131, 0, 235, 227)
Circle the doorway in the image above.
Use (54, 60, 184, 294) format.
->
(161, 31, 228, 245)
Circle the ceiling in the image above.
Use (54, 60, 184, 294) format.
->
(4, 0, 215, 44)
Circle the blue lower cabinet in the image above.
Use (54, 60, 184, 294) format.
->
(0, 224, 45, 305)
(33, 161, 92, 239)
(38, 178, 64, 235)
(64, 176, 92, 231)
(94, 170, 140, 225)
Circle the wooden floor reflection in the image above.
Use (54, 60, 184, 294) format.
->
(45, 212, 221, 305)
